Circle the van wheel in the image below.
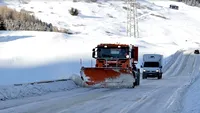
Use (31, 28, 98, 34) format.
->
(158, 74, 162, 79)
(142, 74, 146, 79)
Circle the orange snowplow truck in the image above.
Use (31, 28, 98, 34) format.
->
(80, 43, 140, 88)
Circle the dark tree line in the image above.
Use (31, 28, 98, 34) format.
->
(0, 6, 69, 33)
(181, 0, 200, 7)
(0, 15, 6, 30)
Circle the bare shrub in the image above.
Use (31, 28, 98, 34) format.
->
(69, 7, 79, 16)
(0, 15, 6, 30)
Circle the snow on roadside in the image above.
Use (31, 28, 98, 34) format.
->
(162, 49, 184, 73)
(0, 80, 78, 101)
(163, 51, 200, 113)
(164, 73, 200, 113)
(181, 73, 200, 113)
(181, 54, 200, 113)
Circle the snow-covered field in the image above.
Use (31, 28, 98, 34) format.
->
(0, 0, 200, 112)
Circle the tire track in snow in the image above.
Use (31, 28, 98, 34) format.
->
(0, 88, 123, 113)
(0, 88, 106, 112)
(119, 86, 162, 113)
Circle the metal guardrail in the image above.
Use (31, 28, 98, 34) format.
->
(14, 79, 70, 86)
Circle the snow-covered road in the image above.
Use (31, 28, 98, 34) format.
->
(0, 50, 199, 113)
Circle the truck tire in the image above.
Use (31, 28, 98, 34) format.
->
(134, 80, 138, 86)
(132, 72, 136, 88)
(135, 72, 140, 86)
(132, 82, 135, 88)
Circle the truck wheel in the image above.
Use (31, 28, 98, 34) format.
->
(136, 73, 140, 86)
(132, 82, 135, 88)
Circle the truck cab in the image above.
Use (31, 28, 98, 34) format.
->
(92, 43, 138, 68)
(141, 54, 163, 79)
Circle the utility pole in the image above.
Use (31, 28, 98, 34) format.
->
(127, 0, 139, 38)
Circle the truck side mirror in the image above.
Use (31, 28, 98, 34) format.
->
(92, 51, 95, 58)
(92, 48, 95, 58)
(141, 65, 143, 68)
(131, 49, 134, 58)
(160, 66, 162, 68)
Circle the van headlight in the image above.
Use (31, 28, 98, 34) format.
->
(156, 70, 159, 72)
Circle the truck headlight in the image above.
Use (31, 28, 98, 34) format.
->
(156, 70, 159, 72)
(126, 55, 130, 58)
(143, 70, 146, 72)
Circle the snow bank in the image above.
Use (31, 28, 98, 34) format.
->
(180, 52, 200, 113)
(0, 80, 78, 101)
(181, 73, 200, 113)
(164, 72, 200, 113)
(162, 50, 184, 73)
(164, 80, 190, 113)
(163, 50, 200, 113)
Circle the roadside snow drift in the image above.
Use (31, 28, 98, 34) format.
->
(0, 80, 78, 101)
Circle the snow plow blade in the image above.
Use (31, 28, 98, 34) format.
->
(80, 67, 135, 88)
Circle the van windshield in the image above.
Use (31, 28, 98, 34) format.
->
(144, 62, 159, 67)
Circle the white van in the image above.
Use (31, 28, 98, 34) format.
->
(141, 54, 163, 79)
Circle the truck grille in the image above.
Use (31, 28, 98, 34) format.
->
(103, 63, 122, 67)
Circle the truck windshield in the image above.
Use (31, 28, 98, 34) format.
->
(97, 47, 129, 59)
(144, 62, 159, 67)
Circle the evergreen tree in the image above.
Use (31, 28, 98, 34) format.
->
(0, 16, 6, 30)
